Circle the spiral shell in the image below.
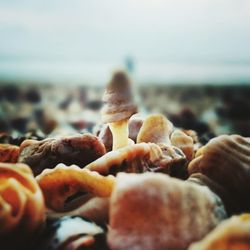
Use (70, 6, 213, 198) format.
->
(0, 163, 45, 249)
(0, 144, 19, 163)
(108, 173, 226, 250)
(101, 71, 137, 123)
(18, 133, 106, 176)
(188, 134, 250, 214)
(189, 214, 250, 250)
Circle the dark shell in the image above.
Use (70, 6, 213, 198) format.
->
(18, 133, 106, 176)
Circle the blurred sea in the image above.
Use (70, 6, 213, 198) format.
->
(0, 59, 250, 85)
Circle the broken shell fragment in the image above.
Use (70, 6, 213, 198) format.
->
(85, 142, 187, 178)
(0, 144, 19, 163)
(188, 134, 250, 214)
(189, 214, 250, 250)
(37, 216, 108, 250)
(108, 173, 226, 250)
(0, 163, 45, 250)
(18, 133, 106, 176)
(171, 129, 194, 162)
(137, 114, 173, 144)
(36, 164, 115, 211)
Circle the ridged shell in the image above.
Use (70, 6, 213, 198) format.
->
(36, 164, 115, 211)
(0, 163, 45, 250)
(108, 173, 226, 250)
(188, 134, 250, 214)
(189, 214, 250, 250)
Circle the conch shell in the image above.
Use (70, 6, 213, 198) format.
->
(0, 163, 45, 250)
(188, 134, 250, 214)
(189, 214, 250, 250)
(0, 144, 19, 163)
(18, 133, 106, 176)
(36, 164, 115, 211)
(108, 172, 226, 250)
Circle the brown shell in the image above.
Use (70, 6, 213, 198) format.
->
(36, 164, 115, 211)
(18, 133, 106, 176)
(189, 214, 250, 250)
(108, 173, 226, 250)
(101, 71, 137, 123)
(0, 144, 19, 163)
(0, 163, 45, 250)
(188, 134, 250, 214)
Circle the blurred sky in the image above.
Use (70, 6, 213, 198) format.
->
(0, 0, 250, 84)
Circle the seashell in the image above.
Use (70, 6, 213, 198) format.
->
(171, 129, 194, 162)
(0, 144, 19, 163)
(36, 164, 115, 211)
(0, 163, 45, 250)
(36, 216, 108, 250)
(85, 142, 187, 178)
(189, 214, 250, 250)
(188, 134, 250, 214)
(108, 173, 226, 250)
(101, 71, 137, 124)
(18, 133, 106, 176)
(137, 114, 173, 144)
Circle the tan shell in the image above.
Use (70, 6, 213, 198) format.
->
(101, 71, 137, 123)
(36, 164, 115, 211)
(188, 134, 250, 214)
(171, 129, 194, 162)
(137, 114, 173, 144)
(189, 214, 250, 250)
(86, 142, 187, 178)
(108, 173, 226, 250)
(0, 163, 45, 250)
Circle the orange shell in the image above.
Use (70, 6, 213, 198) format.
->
(0, 163, 45, 249)
(36, 164, 116, 211)
(0, 144, 19, 163)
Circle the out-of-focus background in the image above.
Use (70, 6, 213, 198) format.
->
(0, 0, 250, 140)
